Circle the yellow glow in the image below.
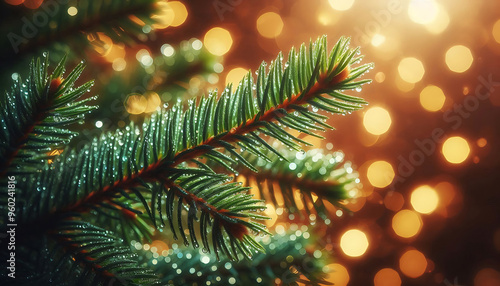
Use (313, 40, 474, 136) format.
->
(374, 268, 402, 286)
(493, 20, 500, 44)
(363, 107, 392, 135)
(256, 12, 284, 38)
(324, 264, 350, 286)
(399, 250, 427, 278)
(419, 85, 446, 112)
(317, 10, 340, 26)
(395, 75, 415, 92)
(442, 136, 470, 164)
(398, 57, 425, 83)
(424, 4, 449, 34)
(367, 161, 395, 188)
(225, 67, 248, 90)
(125, 94, 148, 115)
(328, 0, 354, 11)
(411, 185, 439, 214)
(340, 229, 369, 257)
(204, 27, 233, 56)
(408, 0, 439, 24)
(152, 1, 187, 29)
(392, 210, 422, 238)
(67, 6, 77, 16)
(375, 72, 385, 83)
(89, 32, 113, 56)
(144, 91, 161, 113)
(446, 45, 473, 73)
(371, 34, 386, 47)
(112, 58, 127, 71)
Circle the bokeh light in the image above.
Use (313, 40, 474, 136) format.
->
(474, 268, 500, 286)
(324, 263, 350, 286)
(363, 107, 392, 135)
(340, 229, 369, 257)
(374, 268, 402, 286)
(367, 161, 395, 188)
(384, 192, 405, 212)
(328, 0, 355, 11)
(445, 45, 473, 73)
(411, 185, 439, 214)
(424, 4, 449, 34)
(256, 12, 284, 38)
(419, 85, 446, 112)
(152, 1, 188, 29)
(442, 136, 470, 164)
(398, 57, 425, 83)
(125, 94, 148, 115)
(408, 0, 439, 25)
(371, 34, 386, 47)
(225, 67, 248, 89)
(204, 27, 233, 56)
(392, 210, 422, 238)
(399, 250, 427, 278)
(493, 20, 500, 44)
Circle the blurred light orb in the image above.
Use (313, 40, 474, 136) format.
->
(477, 138, 487, 148)
(204, 27, 233, 56)
(256, 12, 284, 38)
(328, 0, 355, 11)
(374, 268, 402, 286)
(399, 250, 427, 278)
(112, 58, 127, 71)
(392, 210, 422, 238)
(367, 161, 395, 188)
(67, 6, 78, 16)
(125, 94, 148, 115)
(420, 85, 446, 112)
(384, 192, 405, 212)
(442, 136, 470, 164)
(152, 1, 187, 29)
(371, 34, 386, 47)
(493, 20, 500, 44)
(398, 57, 425, 83)
(408, 0, 439, 24)
(363, 107, 392, 135)
(474, 268, 500, 286)
(225, 68, 248, 89)
(445, 45, 473, 73)
(324, 264, 350, 286)
(411, 185, 439, 214)
(340, 229, 369, 257)
(424, 4, 449, 34)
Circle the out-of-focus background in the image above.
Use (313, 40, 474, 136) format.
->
(4, 0, 500, 285)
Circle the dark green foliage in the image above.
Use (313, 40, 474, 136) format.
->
(220, 148, 359, 219)
(1, 220, 157, 286)
(0, 54, 95, 176)
(0, 0, 160, 79)
(0, 35, 371, 285)
(154, 232, 332, 286)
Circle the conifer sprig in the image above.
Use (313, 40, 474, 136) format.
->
(217, 148, 359, 219)
(0, 55, 95, 177)
(8, 36, 371, 263)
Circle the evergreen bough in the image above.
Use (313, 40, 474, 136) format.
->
(0, 6, 372, 283)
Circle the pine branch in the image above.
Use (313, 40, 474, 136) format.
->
(217, 148, 359, 219)
(0, 54, 95, 177)
(1, 219, 158, 285)
(0, 0, 160, 78)
(152, 232, 332, 285)
(10, 36, 371, 260)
